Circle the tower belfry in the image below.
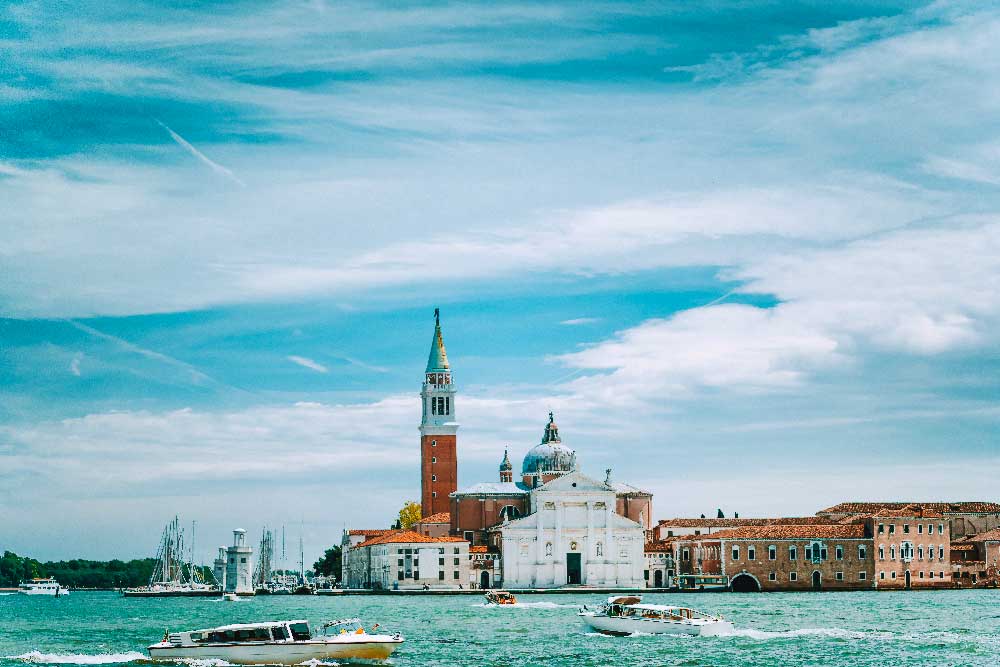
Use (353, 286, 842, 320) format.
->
(420, 308, 458, 517)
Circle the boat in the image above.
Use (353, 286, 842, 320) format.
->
(147, 619, 403, 664)
(123, 516, 220, 597)
(484, 590, 517, 605)
(17, 578, 70, 596)
(223, 593, 240, 602)
(579, 596, 733, 636)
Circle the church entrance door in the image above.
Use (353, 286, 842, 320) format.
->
(480, 571, 490, 589)
(566, 553, 582, 584)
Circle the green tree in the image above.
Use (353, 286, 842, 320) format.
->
(398, 501, 421, 530)
(312, 546, 342, 578)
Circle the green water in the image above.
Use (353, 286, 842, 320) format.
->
(2, 591, 998, 666)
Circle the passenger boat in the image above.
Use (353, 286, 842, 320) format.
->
(17, 578, 70, 596)
(579, 596, 733, 636)
(484, 590, 517, 605)
(147, 619, 403, 664)
(223, 593, 240, 602)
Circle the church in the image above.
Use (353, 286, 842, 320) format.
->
(418, 310, 652, 589)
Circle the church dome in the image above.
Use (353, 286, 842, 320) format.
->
(521, 412, 576, 476)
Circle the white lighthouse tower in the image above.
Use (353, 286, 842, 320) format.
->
(213, 546, 227, 590)
(225, 529, 253, 594)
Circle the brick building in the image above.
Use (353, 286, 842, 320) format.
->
(413, 512, 451, 539)
(343, 530, 469, 590)
(468, 545, 503, 589)
(653, 516, 833, 541)
(817, 502, 1000, 539)
(870, 506, 951, 589)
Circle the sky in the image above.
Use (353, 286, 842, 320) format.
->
(2, 0, 999, 568)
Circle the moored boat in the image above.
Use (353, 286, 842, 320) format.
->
(17, 578, 70, 596)
(147, 619, 402, 664)
(579, 596, 732, 636)
(484, 590, 517, 605)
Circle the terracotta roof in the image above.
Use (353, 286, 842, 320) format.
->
(418, 512, 451, 524)
(469, 545, 488, 553)
(818, 501, 1000, 515)
(950, 543, 977, 551)
(657, 517, 834, 528)
(963, 528, 1000, 542)
(348, 529, 391, 537)
(707, 524, 866, 540)
(644, 540, 675, 553)
(353, 530, 467, 549)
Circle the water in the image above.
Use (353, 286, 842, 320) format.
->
(3, 591, 999, 666)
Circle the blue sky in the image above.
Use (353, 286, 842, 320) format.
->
(2, 0, 999, 565)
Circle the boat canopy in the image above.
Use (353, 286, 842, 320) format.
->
(193, 621, 309, 633)
(606, 596, 642, 605)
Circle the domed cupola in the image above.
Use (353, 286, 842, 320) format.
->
(521, 412, 576, 487)
(499, 448, 513, 483)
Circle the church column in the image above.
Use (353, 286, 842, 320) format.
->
(554, 502, 563, 563)
(586, 501, 595, 562)
(604, 502, 614, 563)
(535, 510, 544, 564)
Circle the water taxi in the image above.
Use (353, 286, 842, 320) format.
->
(17, 578, 70, 596)
(484, 590, 517, 605)
(147, 619, 403, 664)
(579, 596, 732, 636)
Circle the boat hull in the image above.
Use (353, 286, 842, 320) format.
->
(148, 638, 402, 664)
(18, 589, 69, 596)
(580, 613, 733, 637)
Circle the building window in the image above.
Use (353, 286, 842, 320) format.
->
(732, 546, 739, 561)
(859, 572, 867, 580)
(596, 542, 603, 557)
(919, 571, 924, 578)
(878, 546, 884, 560)
(398, 572, 404, 580)
(769, 572, 776, 581)
(431, 475, 437, 481)
(454, 547, 460, 554)
(438, 558, 444, 566)
(891, 572, 896, 579)
(438, 571, 444, 580)
(938, 545, 944, 559)
(805, 545, 812, 560)
(940, 571, 944, 578)
(463, 531, 473, 542)
(545, 543, 553, 557)
(454, 558, 460, 566)
(836, 546, 843, 560)
(789, 572, 797, 582)
(748, 546, 756, 561)
(928, 524, 934, 534)
(454, 571, 460, 579)
(880, 571, 885, 580)
(878, 524, 884, 534)
(768, 545, 776, 561)
(917, 524, 923, 534)
(431, 457, 437, 463)
(667, 530, 674, 537)
(432, 492, 437, 498)
(859, 545, 867, 560)
(240, 557, 246, 563)
(789, 546, 797, 561)
(836, 572, 844, 581)
(890, 545, 896, 560)
(682, 548, 690, 561)
(431, 440, 436, 447)
(917, 546, 923, 560)
(938, 523, 944, 534)
(889, 524, 895, 535)
(903, 524, 910, 534)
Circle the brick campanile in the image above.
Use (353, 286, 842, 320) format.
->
(420, 308, 458, 518)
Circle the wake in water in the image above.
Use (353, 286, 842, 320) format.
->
(6, 652, 147, 665)
(475, 601, 578, 609)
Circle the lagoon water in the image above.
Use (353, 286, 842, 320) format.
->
(2, 591, 999, 666)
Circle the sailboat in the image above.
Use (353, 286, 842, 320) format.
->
(293, 534, 314, 595)
(123, 517, 219, 597)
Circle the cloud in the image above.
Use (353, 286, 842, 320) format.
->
(154, 119, 246, 187)
(560, 317, 599, 326)
(287, 355, 329, 373)
(69, 353, 82, 377)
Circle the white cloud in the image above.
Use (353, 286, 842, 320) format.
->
(287, 355, 329, 373)
(560, 317, 599, 326)
(69, 353, 82, 376)
(155, 120, 246, 188)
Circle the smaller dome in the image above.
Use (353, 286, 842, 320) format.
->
(499, 448, 512, 471)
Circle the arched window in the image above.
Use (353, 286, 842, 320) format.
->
(545, 542, 552, 557)
(596, 542, 603, 557)
(499, 505, 521, 522)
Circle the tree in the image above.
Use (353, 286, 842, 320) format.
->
(398, 501, 421, 529)
(313, 546, 342, 578)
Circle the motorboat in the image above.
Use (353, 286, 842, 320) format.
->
(17, 578, 70, 596)
(223, 593, 240, 601)
(484, 590, 517, 605)
(579, 596, 733, 636)
(147, 619, 403, 664)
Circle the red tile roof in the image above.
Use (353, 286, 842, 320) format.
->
(707, 524, 866, 540)
(968, 528, 1000, 542)
(469, 545, 488, 553)
(418, 512, 451, 524)
(353, 529, 467, 549)
(657, 517, 834, 528)
(644, 540, 676, 553)
(348, 529, 392, 537)
(950, 543, 977, 551)
(818, 502, 1000, 515)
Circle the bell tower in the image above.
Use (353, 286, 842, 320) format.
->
(420, 308, 458, 517)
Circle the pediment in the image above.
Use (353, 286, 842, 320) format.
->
(536, 470, 612, 494)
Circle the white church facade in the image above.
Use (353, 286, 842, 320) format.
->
(493, 470, 647, 588)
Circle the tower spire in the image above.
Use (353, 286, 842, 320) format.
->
(426, 308, 450, 372)
(420, 308, 458, 518)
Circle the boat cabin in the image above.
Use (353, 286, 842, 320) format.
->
(602, 598, 715, 621)
(166, 621, 313, 646)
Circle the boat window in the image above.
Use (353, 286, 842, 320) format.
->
(272, 626, 290, 640)
(189, 633, 204, 642)
(290, 623, 311, 641)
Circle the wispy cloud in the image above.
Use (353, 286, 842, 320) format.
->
(287, 355, 329, 373)
(560, 317, 599, 326)
(154, 119, 245, 187)
(69, 353, 83, 377)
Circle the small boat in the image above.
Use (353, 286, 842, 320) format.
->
(579, 596, 733, 636)
(484, 590, 517, 605)
(223, 593, 240, 602)
(17, 578, 70, 597)
(147, 619, 403, 664)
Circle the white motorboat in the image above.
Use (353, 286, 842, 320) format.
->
(579, 596, 732, 636)
(17, 578, 70, 596)
(147, 619, 403, 664)
(223, 593, 240, 601)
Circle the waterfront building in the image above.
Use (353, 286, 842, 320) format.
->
(225, 529, 253, 594)
(343, 530, 469, 590)
(653, 516, 833, 541)
(817, 501, 1000, 539)
(644, 540, 675, 588)
(420, 309, 458, 518)
(339, 529, 392, 584)
(870, 506, 951, 589)
(469, 545, 503, 590)
(413, 512, 451, 539)
(949, 527, 1000, 587)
